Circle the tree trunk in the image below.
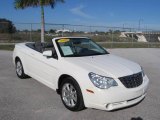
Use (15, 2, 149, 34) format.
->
(41, 5, 45, 42)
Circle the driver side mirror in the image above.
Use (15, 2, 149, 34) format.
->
(43, 50, 52, 57)
(43, 50, 58, 59)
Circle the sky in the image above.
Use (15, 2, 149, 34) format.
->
(0, 0, 160, 29)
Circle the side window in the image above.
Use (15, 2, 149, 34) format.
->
(44, 42, 54, 51)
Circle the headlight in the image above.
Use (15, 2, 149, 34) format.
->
(141, 67, 145, 77)
(88, 72, 118, 89)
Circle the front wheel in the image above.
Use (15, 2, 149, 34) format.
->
(16, 59, 28, 79)
(60, 77, 85, 111)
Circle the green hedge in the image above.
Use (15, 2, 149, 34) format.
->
(0, 45, 15, 51)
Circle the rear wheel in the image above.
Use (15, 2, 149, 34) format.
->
(60, 77, 85, 111)
(16, 59, 28, 79)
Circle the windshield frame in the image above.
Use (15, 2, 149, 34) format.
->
(55, 38, 109, 57)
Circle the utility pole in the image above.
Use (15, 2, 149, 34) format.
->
(123, 24, 125, 31)
(30, 23, 32, 41)
(138, 19, 143, 31)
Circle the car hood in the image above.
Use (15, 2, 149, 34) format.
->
(64, 54, 141, 78)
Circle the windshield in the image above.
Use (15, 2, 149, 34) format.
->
(56, 38, 109, 57)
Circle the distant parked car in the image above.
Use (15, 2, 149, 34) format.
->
(13, 37, 149, 111)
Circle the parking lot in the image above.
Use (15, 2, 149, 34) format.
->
(0, 48, 160, 120)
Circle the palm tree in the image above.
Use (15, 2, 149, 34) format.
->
(14, 0, 64, 42)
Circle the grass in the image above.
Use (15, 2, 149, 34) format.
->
(0, 32, 160, 50)
(0, 45, 15, 51)
(0, 42, 160, 51)
(99, 42, 160, 48)
(0, 32, 137, 43)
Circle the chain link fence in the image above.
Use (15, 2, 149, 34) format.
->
(0, 22, 160, 48)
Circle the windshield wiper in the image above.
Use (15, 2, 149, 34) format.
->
(64, 52, 108, 57)
(87, 53, 108, 56)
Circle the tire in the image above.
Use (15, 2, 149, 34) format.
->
(60, 77, 85, 111)
(15, 59, 28, 79)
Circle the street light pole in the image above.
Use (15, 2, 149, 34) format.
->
(138, 19, 143, 31)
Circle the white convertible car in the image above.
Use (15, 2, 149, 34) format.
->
(13, 37, 149, 111)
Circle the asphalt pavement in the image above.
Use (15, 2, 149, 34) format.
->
(0, 49, 160, 120)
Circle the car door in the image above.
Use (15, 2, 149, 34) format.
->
(27, 42, 59, 89)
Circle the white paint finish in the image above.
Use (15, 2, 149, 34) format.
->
(64, 54, 141, 78)
(13, 37, 149, 111)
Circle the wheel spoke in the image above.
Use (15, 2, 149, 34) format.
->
(70, 85, 74, 93)
(66, 84, 70, 91)
(63, 87, 68, 94)
(70, 99, 75, 106)
(72, 95, 77, 102)
(66, 98, 71, 106)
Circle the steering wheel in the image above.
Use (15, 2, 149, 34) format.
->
(79, 48, 89, 53)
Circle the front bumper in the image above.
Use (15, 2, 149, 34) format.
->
(105, 93, 146, 111)
(85, 75, 149, 111)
